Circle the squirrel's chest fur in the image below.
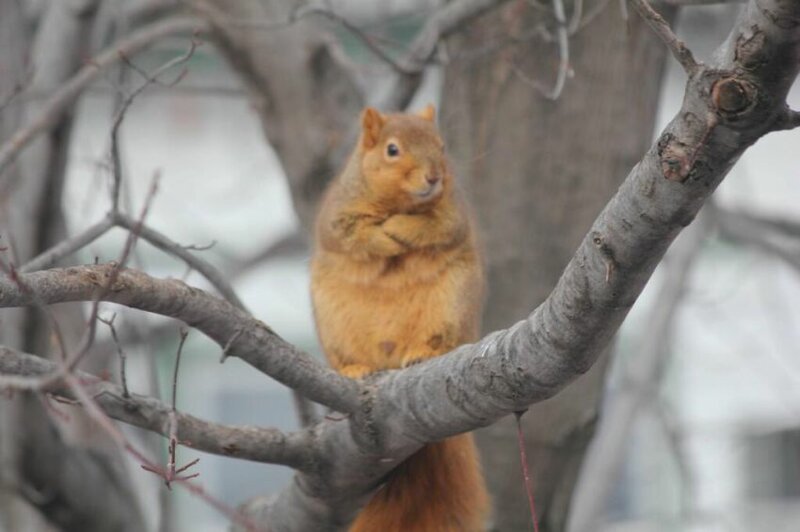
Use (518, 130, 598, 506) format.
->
(311, 245, 478, 371)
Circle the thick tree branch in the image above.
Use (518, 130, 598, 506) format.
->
(237, 1, 800, 528)
(0, 16, 206, 184)
(1, 1, 798, 529)
(568, 214, 708, 531)
(0, 265, 360, 415)
(0, 347, 315, 470)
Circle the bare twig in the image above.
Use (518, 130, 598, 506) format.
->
(549, 0, 570, 100)
(515, 411, 540, 532)
(171, 328, 188, 410)
(98, 313, 130, 398)
(712, 205, 800, 273)
(0, 264, 362, 414)
(59, 370, 261, 531)
(630, 0, 699, 73)
(567, 0, 584, 33)
(68, 174, 161, 373)
(379, 0, 512, 110)
(0, 71, 32, 113)
(19, 214, 115, 273)
(0, 16, 206, 185)
(151, 327, 200, 489)
(110, 39, 199, 211)
(113, 212, 246, 309)
(193, 0, 413, 74)
(0, 346, 314, 469)
(512, 0, 571, 99)
(307, 7, 413, 75)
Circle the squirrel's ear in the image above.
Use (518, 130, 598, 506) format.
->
(418, 104, 436, 122)
(361, 107, 385, 149)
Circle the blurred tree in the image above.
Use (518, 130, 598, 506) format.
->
(1, 1, 799, 531)
(441, 2, 673, 529)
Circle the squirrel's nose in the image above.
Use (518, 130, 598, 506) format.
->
(426, 174, 440, 185)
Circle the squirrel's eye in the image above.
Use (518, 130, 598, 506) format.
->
(386, 143, 400, 157)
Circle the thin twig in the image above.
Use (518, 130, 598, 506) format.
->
(379, 0, 511, 110)
(19, 215, 115, 273)
(1, 346, 314, 468)
(172, 328, 188, 410)
(113, 212, 246, 310)
(68, 173, 161, 372)
(0, 16, 205, 186)
(619, 0, 629, 22)
(512, 0, 570, 100)
(630, 0, 699, 73)
(0, 71, 32, 113)
(98, 313, 130, 398)
(567, 0, 584, 33)
(60, 371, 261, 531)
(220, 328, 243, 363)
(515, 411, 540, 532)
(195, 0, 413, 74)
(158, 328, 198, 489)
(110, 39, 199, 211)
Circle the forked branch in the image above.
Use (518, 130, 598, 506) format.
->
(630, 0, 699, 73)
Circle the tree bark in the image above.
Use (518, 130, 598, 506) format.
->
(0, 2, 147, 530)
(441, 2, 674, 529)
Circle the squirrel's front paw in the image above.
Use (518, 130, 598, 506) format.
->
(381, 215, 415, 246)
(338, 364, 373, 379)
(400, 353, 434, 369)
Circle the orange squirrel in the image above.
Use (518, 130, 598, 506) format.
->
(310, 105, 489, 531)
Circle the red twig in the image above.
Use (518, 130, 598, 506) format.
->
(515, 411, 540, 532)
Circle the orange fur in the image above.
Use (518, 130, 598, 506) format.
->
(311, 106, 489, 531)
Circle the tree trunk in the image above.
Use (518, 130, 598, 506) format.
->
(441, 3, 674, 529)
(0, 2, 147, 530)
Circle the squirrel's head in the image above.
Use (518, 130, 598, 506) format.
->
(359, 105, 448, 211)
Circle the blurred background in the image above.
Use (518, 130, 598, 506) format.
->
(1, 0, 798, 531)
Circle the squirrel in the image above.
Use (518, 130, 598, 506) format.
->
(310, 105, 489, 531)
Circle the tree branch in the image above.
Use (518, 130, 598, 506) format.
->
(0, 347, 315, 470)
(112, 212, 246, 309)
(630, 0, 699, 74)
(0, 16, 206, 184)
(0, 264, 361, 415)
(19, 214, 115, 273)
(1, 0, 798, 529)
(379, 0, 512, 110)
(568, 212, 708, 531)
(712, 204, 800, 273)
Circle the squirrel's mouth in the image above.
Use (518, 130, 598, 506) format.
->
(413, 181, 442, 200)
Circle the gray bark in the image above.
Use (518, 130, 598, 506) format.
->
(0, 2, 147, 530)
(440, 2, 675, 529)
(0, 3, 797, 530)
(1, 0, 798, 530)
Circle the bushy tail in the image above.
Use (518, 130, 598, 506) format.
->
(349, 433, 489, 532)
